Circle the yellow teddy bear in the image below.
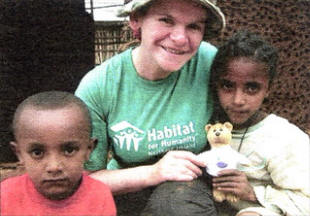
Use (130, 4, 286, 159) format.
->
(198, 122, 251, 202)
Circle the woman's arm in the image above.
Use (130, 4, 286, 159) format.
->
(90, 150, 206, 195)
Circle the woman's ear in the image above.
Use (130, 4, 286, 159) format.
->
(129, 13, 141, 31)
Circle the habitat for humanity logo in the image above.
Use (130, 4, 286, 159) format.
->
(110, 121, 144, 151)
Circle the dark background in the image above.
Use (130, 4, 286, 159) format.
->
(0, 0, 309, 163)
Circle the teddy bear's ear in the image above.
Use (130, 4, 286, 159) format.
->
(223, 122, 233, 131)
(205, 124, 212, 131)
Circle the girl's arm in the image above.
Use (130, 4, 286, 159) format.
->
(213, 129, 310, 215)
(251, 133, 310, 215)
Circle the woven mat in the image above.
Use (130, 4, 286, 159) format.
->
(0, 162, 25, 182)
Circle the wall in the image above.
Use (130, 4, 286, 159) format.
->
(0, 0, 95, 162)
(209, 0, 310, 131)
(0, 0, 309, 163)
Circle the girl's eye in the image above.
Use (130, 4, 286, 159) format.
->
(30, 149, 44, 159)
(245, 82, 261, 94)
(219, 80, 234, 91)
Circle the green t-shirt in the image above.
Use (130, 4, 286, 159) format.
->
(75, 41, 217, 170)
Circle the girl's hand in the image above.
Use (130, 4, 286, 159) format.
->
(212, 169, 257, 202)
(151, 151, 206, 183)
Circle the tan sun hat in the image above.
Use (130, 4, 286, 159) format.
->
(117, 0, 226, 39)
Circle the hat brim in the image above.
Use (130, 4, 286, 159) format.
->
(117, 0, 225, 37)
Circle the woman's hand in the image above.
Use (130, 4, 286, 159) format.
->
(212, 169, 257, 202)
(151, 151, 206, 183)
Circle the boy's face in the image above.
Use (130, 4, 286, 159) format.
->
(217, 57, 270, 128)
(11, 105, 94, 200)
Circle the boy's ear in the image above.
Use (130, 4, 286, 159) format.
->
(10, 141, 22, 162)
(86, 138, 97, 160)
(90, 138, 97, 150)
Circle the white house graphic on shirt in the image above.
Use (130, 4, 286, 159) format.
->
(110, 121, 144, 151)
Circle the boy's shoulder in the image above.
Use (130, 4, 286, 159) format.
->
(76, 173, 116, 214)
(1, 173, 27, 191)
(81, 173, 113, 196)
(1, 174, 28, 208)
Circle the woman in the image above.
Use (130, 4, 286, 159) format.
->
(75, 0, 225, 215)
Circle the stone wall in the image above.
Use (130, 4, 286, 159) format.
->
(0, 0, 95, 162)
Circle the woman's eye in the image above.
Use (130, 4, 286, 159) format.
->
(159, 17, 173, 25)
(188, 24, 202, 31)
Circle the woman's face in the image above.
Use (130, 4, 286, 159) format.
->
(217, 57, 270, 128)
(131, 0, 207, 75)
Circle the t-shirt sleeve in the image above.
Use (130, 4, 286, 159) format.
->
(75, 65, 110, 170)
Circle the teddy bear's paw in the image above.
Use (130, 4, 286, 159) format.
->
(226, 193, 239, 202)
(213, 190, 226, 202)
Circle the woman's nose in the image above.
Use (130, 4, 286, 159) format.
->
(170, 27, 188, 46)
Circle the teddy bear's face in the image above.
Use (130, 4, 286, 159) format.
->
(205, 122, 233, 147)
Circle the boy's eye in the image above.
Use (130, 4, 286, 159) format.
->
(30, 149, 44, 159)
(62, 144, 79, 156)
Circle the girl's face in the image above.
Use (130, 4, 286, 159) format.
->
(130, 0, 206, 76)
(217, 57, 270, 128)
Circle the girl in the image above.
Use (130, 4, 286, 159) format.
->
(76, 0, 225, 215)
(210, 30, 310, 216)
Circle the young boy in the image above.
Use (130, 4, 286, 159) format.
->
(0, 91, 116, 216)
(209, 30, 310, 216)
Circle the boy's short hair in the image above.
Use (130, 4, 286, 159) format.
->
(12, 91, 92, 138)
